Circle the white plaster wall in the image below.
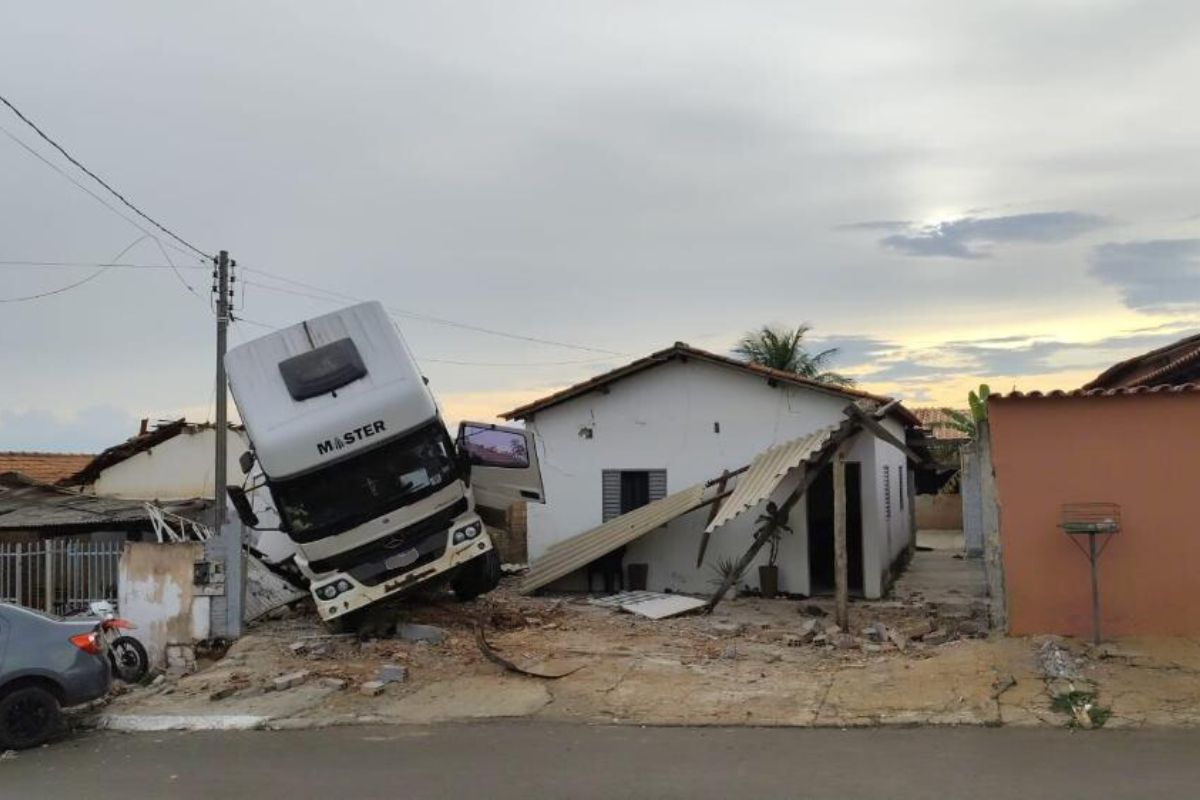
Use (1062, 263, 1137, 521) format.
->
(118, 542, 208, 668)
(526, 359, 902, 597)
(89, 428, 246, 501)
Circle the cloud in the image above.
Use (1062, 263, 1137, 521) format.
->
(1089, 239, 1200, 311)
(855, 329, 1196, 384)
(834, 220, 912, 232)
(872, 211, 1109, 259)
(0, 405, 140, 453)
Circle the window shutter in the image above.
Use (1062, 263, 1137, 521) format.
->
(648, 470, 668, 502)
(602, 470, 622, 522)
(884, 465, 892, 519)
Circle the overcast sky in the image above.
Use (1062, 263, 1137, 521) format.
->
(3, 1, 1199, 452)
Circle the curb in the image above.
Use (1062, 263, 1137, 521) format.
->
(97, 714, 269, 732)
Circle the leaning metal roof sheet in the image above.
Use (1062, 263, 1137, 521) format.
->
(518, 482, 707, 595)
(704, 427, 837, 534)
(0, 475, 151, 531)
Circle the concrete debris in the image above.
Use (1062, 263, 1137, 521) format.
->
(360, 680, 386, 697)
(288, 641, 308, 656)
(271, 671, 311, 692)
(862, 622, 887, 643)
(398, 623, 448, 645)
(209, 686, 240, 702)
(921, 629, 952, 646)
(801, 604, 827, 617)
(798, 618, 822, 639)
(902, 619, 936, 641)
(832, 634, 858, 650)
(887, 628, 909, 653)
(861, 643, 883, 654)
(1037, 638, 1083, 681)
(320, 678, 348, 691)
(707, 620, 745, 637)
(377, 664, 409, 685)
(990, 675, 1018, 700)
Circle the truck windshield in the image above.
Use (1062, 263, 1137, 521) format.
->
(271, 422, 459, 541)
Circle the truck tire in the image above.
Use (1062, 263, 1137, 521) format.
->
(452, 548, 502, 601)
(0, 685, 62, 750)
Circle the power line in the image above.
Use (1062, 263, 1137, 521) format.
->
(0, 93, 211, 260)
(0, 234, 149, 303)
(230, 314, 618, 367)
(0, 123, 200, 265)
(0, 260, 207, 270)
(240, 269, 626, 356)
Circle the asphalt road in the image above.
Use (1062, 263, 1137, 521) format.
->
(4, 723, 1200, 799)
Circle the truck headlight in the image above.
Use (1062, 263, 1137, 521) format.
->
(316, 579, 354, 600)
(452, 521, 482, 544)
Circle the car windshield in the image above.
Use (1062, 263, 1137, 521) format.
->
(271, 421, 460, 541)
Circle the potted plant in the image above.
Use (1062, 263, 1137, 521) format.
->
(757, 502, 792, 599)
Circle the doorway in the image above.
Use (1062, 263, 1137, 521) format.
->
(807, 461, 864, 595)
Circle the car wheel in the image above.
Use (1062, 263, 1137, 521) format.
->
(452, 548, 502, 601)
(0, 686, 62, 750)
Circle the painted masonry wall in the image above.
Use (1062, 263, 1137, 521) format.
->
(526, 359, 912, 598)
(118, 541, 209, 668)
(87, 428, 247, 501)
(989, 393, 1200, 636)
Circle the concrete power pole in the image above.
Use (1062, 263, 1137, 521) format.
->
(214, 250, 243, 637)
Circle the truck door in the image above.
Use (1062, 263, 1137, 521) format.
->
(457, 422, 546, 513)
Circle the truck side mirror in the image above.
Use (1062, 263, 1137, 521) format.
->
(226, 485, 260, 528)
(238, 450, 256, 475)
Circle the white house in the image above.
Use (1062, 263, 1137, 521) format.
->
(500, 344, 920, 599)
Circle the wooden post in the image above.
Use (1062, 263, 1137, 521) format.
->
(833, 451, 849, 630)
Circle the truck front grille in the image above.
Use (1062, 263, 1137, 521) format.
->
(306, 497, 468, 576)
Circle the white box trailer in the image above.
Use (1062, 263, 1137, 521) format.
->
(224, 301, 544, 623)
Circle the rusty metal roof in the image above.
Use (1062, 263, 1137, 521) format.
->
(499, 342, 920, 427)
(0, 472, 211, 534)
(517, 482, 708, 595)
(705, 427, 837, 534)
(991, 383, 1200, 401)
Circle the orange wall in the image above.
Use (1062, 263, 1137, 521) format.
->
(989, 393, 1200, 637)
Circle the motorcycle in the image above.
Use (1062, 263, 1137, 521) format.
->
(79, 601, 150, 683)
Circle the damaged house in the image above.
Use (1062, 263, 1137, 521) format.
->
(501, 343, 922, 600)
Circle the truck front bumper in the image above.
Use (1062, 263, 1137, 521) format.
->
(305, 515, 494, 621)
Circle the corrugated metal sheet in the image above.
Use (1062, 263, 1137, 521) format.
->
(704, 427, 836, 534)
(518, 483, 706, 595)
(244, 554, 307, 623)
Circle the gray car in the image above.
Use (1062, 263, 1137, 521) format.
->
(0, 603, 112, 749)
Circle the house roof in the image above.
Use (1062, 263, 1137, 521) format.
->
(0, 472, 208, 534)
(499, 342, 920, 426)
(911, 408, 971, 441)
(61, 419, 241, 487)
(0, 452, 95, 485)
(1083, 331, 1200, 390)
(991, 383, 1200, 402)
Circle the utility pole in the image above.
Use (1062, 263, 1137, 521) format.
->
(214, 250, 243, 636)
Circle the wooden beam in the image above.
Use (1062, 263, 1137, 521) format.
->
(696, 470, 733, 567)
(843, 404, 926, 465)
(833, 451, 849, 630)
(705, 416, 861, 612)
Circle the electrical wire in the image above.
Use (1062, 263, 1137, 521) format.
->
(0, 260, 207, 270)
(0, 123, 200, 265)
(0, 93, 211, 261)
(240, 269, 626, 357)
(0, 234, 149, 303)
(150, 236, 210, 308)
(230, 314, 617, 367)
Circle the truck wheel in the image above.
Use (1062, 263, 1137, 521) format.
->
(0, 685, 62, 750)
(452, 548, 501, 601)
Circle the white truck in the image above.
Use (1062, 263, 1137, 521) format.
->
(223, 301, 544, 624)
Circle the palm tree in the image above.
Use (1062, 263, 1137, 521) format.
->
(733, 324, 855, 386)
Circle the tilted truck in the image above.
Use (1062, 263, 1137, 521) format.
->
(223, 301, 545, 625)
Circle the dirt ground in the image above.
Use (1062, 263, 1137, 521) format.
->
(98, 575, 1200, 731)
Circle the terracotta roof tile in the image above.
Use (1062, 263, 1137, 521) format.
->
(911, 407, 971, 440)
(0, 452, 96, 484)
(991, 383, 1200, 401)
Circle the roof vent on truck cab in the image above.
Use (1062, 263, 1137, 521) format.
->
(278, 337, 368, 401)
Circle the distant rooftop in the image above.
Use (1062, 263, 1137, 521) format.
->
(0, 452, 95, 485)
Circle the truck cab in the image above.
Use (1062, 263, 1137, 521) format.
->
(224, 301, 543, 623)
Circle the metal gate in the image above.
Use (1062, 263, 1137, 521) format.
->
(0, 539, 123, 615)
